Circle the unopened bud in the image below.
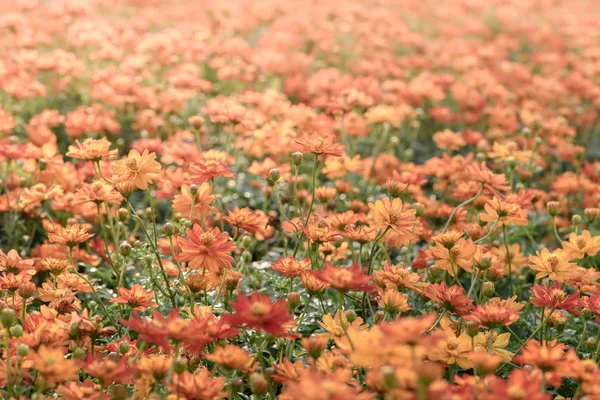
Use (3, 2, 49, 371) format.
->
(291, 152, 303, 166)
(585, 208, 599, 223)
(189, 184, 199, 195)
(479, 255, 492, 270)
(0, 308, 16, 328)
(17, 344, 29, 357)
(268, 168, 280, 183)
(412, 202, 424, 217)
(547, 201, 560, 216)
(482, 281, 495, 297)
(10, 324, 22, 338)
(72, 347, 86, 359)
(119, 242, 132, 257)
(250, 373, 269, 396)
(117, 208, 129, 222)
(174, 358, 187, 374)
(344, 310, 358, 323)
(465, 320, 479, 337)
(287, 292, 301, 309)
(162, 222, 175, 236)
(583, 308, 594, 320)
(381, 366, 397, 388)
(587, 337, 598, 352)
(119, 342, 130, 354)
(572, 214, 582, 227)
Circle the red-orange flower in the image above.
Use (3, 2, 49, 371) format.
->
(176, 225, 237, 271)
(223, 291, 296, 336)
(312, 262, 372, 293)
(110, 284, 157, 310)
(425, 282, 473, 316)
(464, 302, 520, 329)
(530, 281, 579, 314)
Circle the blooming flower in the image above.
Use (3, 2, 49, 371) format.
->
(112, 149, 161, 190)
(176, 225, 237, 271)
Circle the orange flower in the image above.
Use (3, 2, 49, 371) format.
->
(368, 197, 417, 238)
(377, 289, 411, 315)
(479, 197, 528, 226)
(428, 327, 473, 369)
(20, 184, 64, 212)
(222, 291, 295, 336)
(48, 224, 94, 248)
(530, 281, 579, 313)
(191, 160, 235, 183)
(172, 184, 216, 220)
(528, 248, 575, 282)
(429, 236, 477, 277)
(66, 137, 117, 161)
(294, 133, 344, 157)
(170, 369, 226, 400)
(562, 230, 600, 259)
(464, 302, 520, 328)
(28, 346, 78, 386)
(224, 206, 265, 233)
(74, 180, 123, 205)
(271, 257, 311, 278)
(112, 149, 161, 190)
(425, 282, 473, 316)
(312, 262, 372, 292)
(176, 225, 237, 271)
(110, 284, 157, 310)
(467, 162, 510, 194)
(205, 345, 256, 373)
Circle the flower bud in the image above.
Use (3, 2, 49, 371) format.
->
(381, 366, 397, 388)
(412, 202, 424, 217)
(291, 152, 303, 166)
(465, 320, 479, 337)
(119, 242, 132, 257)
(482, 281, 495, 297)
(583, 308, 594, 320)
(188, 116, 205, 129)
(174, 358, 187, 374)
(546, 201, 560, 216)
(386, 179, 408, 198)
(162, 222, 175, 236)
(374, 310, 385, 324)
(587, 337, 598, 352)
(241, 235, 252, 248)
(117, 208, 129, 222)
(479, 255, 492, 270)
(10, 324, 22, 338)
(287, 292, 301, 309)
(69, 322, 81, 339)
(268, 168, 280, 183)
(0, 308, 16, 328)
(250, 373, 269, 396)
(231, 378, 244, 389)
(17, 344, 29, 357)
(585, 208, 599, 223)
(119, 342, 130, 354)
(242, 250, 252, 263)
(302, 336, 328, 359)
(572, 214, 582, 227)
(344, 310, 358, 323)
(189, 184, 199, 195)
(72, 347, 86, 359)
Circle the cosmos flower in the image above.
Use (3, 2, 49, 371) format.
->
(112, 149, 161, 190)
(110, 284, 158, 311)
(176, 225, 237, 271)
(222, 291, 295, 337)
(528, 248, 576, 282)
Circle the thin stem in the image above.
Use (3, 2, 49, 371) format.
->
(443, 184, 484, 232)
(502, 224, 514, 297)
(303, 155, 319, 225)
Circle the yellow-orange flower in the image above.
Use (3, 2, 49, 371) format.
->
(528, 248, 575, 282)
(112, 149, 161, 190)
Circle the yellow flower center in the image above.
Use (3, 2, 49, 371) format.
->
(250, 302, 269, 317)
(200, 232, 215, 246)
(547, 256, 559, 269)
(125, 158, 138, 170)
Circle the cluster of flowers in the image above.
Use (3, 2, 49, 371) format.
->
(1, 0, 600, 398)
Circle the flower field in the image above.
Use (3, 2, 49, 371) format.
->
(2, 0, 600, 398)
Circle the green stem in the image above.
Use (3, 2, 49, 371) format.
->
(443, 185, 484, 232)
